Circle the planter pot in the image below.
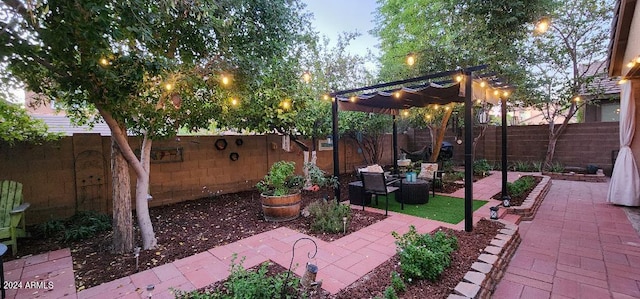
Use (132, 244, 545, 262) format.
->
(260, 191, 302, 222)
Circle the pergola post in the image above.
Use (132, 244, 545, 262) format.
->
(501, 96, 510, 205)
(464, 70, 473, 232)
(331, 97, 340, 201)
(393, 115, 398, 174)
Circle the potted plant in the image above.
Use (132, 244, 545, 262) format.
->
(257, 161, 305, 221)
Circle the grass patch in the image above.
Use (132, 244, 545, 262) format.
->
(369, 193, 488, 224)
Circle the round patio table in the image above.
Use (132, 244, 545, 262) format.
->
(395, 179, 430, 204)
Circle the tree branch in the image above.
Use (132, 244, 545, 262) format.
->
(96, 105, 147, 178)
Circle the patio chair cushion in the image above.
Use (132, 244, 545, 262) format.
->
(418, 163, 438, 180)
(366, 164, 384, 173)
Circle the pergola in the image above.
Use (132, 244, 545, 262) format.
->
(329, 65, 512, 232)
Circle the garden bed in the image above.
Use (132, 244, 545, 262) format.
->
(491, 175, 552, 221)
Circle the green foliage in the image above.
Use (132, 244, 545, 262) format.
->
(339, 111, 393, 164)
(473, 159, 492, 176)
(507, 176, 536, 198)
(443, 171, 464, 183)
(0, 101, 61, 146)
(175, 255, 299, 299)
(549, 162, 565, 173)
(383, 286, 399, 299)
(390, 271, 406, 293)
(532, 161, 543, 172)
(304, 163, 338, 189)
(33, 211, 111, 242)
(392, 226, 458, 282)
(257, 161, 304, 196)
(308, 199, 351, 233)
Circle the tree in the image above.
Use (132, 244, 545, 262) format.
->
(519, 0, 613, 170)
(372, 0, 553, 161)
(0, 101, 60, 146)
(1, 0, 309, 251)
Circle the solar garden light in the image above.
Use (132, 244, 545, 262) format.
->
(134, 247, 141, 271)
(502, 195, 511, 207)
(146, 284, 154, 298)
(490, 205, 500, 220)
(343, 216, 348, 234)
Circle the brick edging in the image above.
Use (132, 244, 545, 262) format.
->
(505, 175, 552, 221)
(448, 219, 521, 299)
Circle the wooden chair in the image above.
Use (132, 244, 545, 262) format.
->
(361, 172, 400, 216)
(0, 181, 31, 255)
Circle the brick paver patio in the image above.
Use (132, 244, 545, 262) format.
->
(4, 173, 639, 298)
(493, 179, 640, 299)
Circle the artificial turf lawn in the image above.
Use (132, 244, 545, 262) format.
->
(368, 193, 488, 224)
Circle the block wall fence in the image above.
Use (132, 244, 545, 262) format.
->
(0, 122, 619, 225)
(405, 122, 619, 176)
(0, 134, 405, 224)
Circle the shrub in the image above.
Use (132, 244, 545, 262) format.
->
(175, 255, 299, 299)
(392, 226, 458, 282)
(33, 210, 111, 242)
(390, 271, 406, 293)
(443, 171, 463, 183)
(507, 176, 536, 198)
(532, 161, 543, 172)
(549, 162, 565, 173)
(512, 161, 531, 172)
(473, 159, 492, 176)
(383, 286, 399, 299)
(308, 199, 351, 233)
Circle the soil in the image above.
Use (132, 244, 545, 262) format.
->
(491, 175, 543, 206)
(14, 173, 504, 298)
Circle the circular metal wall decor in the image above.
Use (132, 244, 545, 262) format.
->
(229, 152, 239, 161)
(215, 139, 227, 151)
(235, 138, 243, 146)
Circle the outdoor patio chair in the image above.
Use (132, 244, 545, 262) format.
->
(417, 163, 443, 196)
(361, 172, 400, 216)
(0, 180, 30, 255)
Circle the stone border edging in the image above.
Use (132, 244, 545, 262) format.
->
(506, 175, 552, 221)
(448, 219, 521, 299)
(543, 171, 606, 182)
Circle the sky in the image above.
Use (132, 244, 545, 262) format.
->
(301, 0, 380, 60)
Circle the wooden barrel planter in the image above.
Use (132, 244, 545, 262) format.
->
(260, 192, 302, 222)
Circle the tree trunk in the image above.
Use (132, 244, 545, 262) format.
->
(111, 137, 133, 254)
(136, 134, 157, 249)
(430, 108, 453, 162)
(473, 125, 488, 159)
(543, 133, 560, 171)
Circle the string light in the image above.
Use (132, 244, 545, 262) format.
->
(165, 83, 173, 91)
(502, 91, 510, 97)
(493, 90, 500, 96)
(322, 94, 329, 101)
(394, 91, 401, 99)
(535, 17, 550, 33)
(403, 110, 409, 116)
(627, 61, 636, 68)
(433, 104, 439, 109)
(573, 96, 581, 102)
(406, 53, 416, 66)
(425, 114, 432, 120)
(480, 81, 487, 88)
(455, 74, 463, 82)
(281, 99, 291, 109)
(619, 79, 628, 85)
(302, 72, 311, 83)
(231, 98, 238, 106)
(221, 75, 230, 85)
(349, 96, 356, 103)
(99, 58, 109, 66)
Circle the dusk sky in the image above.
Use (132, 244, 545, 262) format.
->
(301, 0, 380, 60)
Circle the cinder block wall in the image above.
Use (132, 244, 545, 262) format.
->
(412, 122, 619, 175)
(0, 133, 406, 224)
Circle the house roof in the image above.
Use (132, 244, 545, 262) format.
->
(579, 61, 621, 97)
(32, 115, 112, 136)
